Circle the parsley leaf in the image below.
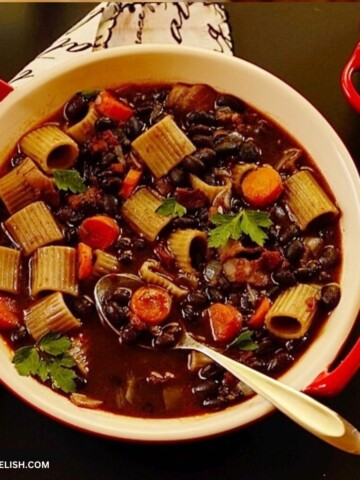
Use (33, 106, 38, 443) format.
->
(156, 198, 187, 218)
(39, 332, 72, 356)
(13, 347, 40, 376)
(208, 209, 272, 248)
(231, 330, 258, 351)
(12, 333, 78, 394)
(53, 169, 86, 194)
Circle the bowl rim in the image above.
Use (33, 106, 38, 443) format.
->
(1, 44, 360, 442)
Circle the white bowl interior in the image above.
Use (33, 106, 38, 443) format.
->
(0, 45, 360, 441)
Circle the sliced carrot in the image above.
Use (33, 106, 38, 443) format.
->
(248, 296, 271, 328)
(77, 242, 93, 280)
(119, 168, 142, 199)
(95, 91, 133, 122)
(130, 287, 172, 325)
(111, 163, 125, 174)
(241, 166, 283, 208)
(207, 303, 242, 343)
(0, 296, 20, 330)
(78, 215, 120, 249)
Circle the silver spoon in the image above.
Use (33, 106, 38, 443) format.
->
(94, 273, 360, 454)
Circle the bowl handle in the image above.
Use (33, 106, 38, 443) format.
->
(304, 337, 360, 396)
(0, 79, 14, 101)
(341, 42, 360, 113)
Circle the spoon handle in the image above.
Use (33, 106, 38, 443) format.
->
(195, 344, 360, 454)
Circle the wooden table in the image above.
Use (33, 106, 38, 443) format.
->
(0, 3, 359, 479)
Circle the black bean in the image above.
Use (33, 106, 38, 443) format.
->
(267, 285, 281, 299)
(213, 132, 244, 155)
(188, 124, 213, 136)
(193, 380, 219, 397)
(133, 238, 147, 251)
(285, 239, 305, 262)
(99, 175, 122, 194)
(202, 397, 226, 409)
(10, 153, 25, 168)
(255, 338, 275, 356)
(64, 94, 89, 123)
(319, 245, 340, 268)
(182, 155, 205, 174)
(118, 250, 133, 265)
(75, 376, 88, 390)
(126, 116, 145, 139)
(272, 270, 296, 286)
(240, 295, 253, 314)
(72, 296, 95, 318)
(190, 135, 214, 149)
(295, 260, 320, 281)
(186, 111, 217, 126)
(111, 288, 131, 305)
(115, 237, 131, 250)
(171, 216, 198, 229)
(320, 284, 341, 311)
(169, 167, 186, 185)
(278, 223, 300, 244)
(199, 363, 224, 380)
(95, 116, 117, 132)
(119, 325, 139, 345)
(270, 205, 287, 223)
(105, 302, 129, 325)
(100, 152, 117, 167)
(228, 292, 241, 307)
(239, 140, 261, 162)
(194, 148, 217, 165)
(10, 326, 28, 344)
(206, 287, 223, 303)
(318, 271, 332, 283)
(285, 335, 309, 353)
(182, 304, 200, 322)
(153, 331, 178, 348)
(266, 352, 293, 374)
(244, 357, 265, 371)
(65, 226, 78, 244)
(101, 194, 118, 216)
(186, 291, 208, 307)
(216, 94, 246, 112)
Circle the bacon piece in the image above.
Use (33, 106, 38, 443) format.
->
(223, 250, 282, 287)
(166, 84, 216, 113)
(67, 187, 103, 211)
(218, 240, 262, 264)
(175, 188, 207, 209)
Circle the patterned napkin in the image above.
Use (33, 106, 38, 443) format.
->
(10, 2, 233, 88)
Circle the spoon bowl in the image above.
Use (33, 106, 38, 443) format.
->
(94, 273, 360, 454)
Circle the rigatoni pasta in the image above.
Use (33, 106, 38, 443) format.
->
(0, 246, 21, 294)
(121, 187, 172, 241)
(139, 260, 188, 297)
(265, 283, 320, 339)
(91, 249, 120, 278)
(4, 201, 63, 256)
(284, 170, 339, 230)
(24, 292, 81, 341)
(31, 246, 78, 296)
(189, 173, 231, 202)
(168, 229, 207, 280)
(131, 115, 196, 178)
(65, 103, 99, 144)
(20, 125, 79, 174)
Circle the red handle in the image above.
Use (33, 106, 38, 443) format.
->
(304, 336, 360, 397)
(0, 79, 13, 101)
(341, 42, 360, 113)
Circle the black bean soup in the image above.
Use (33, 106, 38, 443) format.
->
(0, 83, 341, 418)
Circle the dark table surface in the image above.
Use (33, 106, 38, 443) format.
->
(0, 3, 359, 479)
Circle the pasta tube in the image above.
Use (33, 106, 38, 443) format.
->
(131, 115, 196, 178)
(24, 292, 81, 340)
(284, 170, 339, 230)
(31, 246, 78, 296)
(20, 125, 79, 174)
(91, 249, 120, 278)
(265, 283, 320, 339)
(139, 260, 188, 297)
(4, 201, 63, 256)
(121, 187, 171, 241)
(168, 229, 207, 279)
(0, 246, 21, 294)
(65, 103, 99, 144)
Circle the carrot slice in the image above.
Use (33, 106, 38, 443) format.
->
(241, 166, 283, 208)
(119, 168, 142, 199)
(130, 287, 172, 325)
(95, 91, 133, 122)
(248, 296, 271, 328)
(0, 296, 20, 330)
(207, 303, 242, 343)
(78, 215, 120, 249)
(77, 242, 93, 280)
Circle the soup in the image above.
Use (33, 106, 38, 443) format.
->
(0, 83, 341, 418)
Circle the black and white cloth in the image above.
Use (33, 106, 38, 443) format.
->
(10, 2, 233, 88)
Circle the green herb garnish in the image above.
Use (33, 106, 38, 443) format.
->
(13, 332, 78, 394)
(80, 90, 99, 100)
(208, 209, 273, 248)
(53, 169, 86, 194)
(230, 330, 258, 351)
(156, 198, 187, 218)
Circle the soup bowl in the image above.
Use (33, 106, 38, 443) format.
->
(0, 45, 359, 442)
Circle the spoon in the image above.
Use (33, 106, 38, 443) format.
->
(94, 273, 360, 454)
